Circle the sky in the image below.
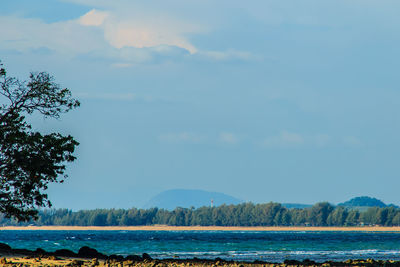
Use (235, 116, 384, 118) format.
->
(1, 0, 400, 210)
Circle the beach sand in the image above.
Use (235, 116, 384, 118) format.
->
(1, 225, 400, 231)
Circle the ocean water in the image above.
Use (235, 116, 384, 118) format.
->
(1, 230, 400, 262)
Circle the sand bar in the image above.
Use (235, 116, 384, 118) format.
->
(1, 225, 400, 231)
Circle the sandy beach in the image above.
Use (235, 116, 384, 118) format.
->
(2, 225, 400, 231)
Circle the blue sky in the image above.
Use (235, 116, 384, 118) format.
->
(1, 0, 400, 209)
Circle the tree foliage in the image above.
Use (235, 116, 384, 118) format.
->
(0, 61, 79, 221)
(2, 202, 399, 227)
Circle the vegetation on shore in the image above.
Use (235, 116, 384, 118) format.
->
(2, 202, 400, 227)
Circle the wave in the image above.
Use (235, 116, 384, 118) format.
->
(4, 230, 400, 262)
(148, 249, 400, 262)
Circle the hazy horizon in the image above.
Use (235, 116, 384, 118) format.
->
(1, 0, 400, 210)
(56, 188, 394, 211)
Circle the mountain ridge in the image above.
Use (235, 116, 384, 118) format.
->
(143, 189, 242, 210)
(339, 196, 387, 208)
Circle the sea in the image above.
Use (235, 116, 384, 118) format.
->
(1, 230, 400, 263)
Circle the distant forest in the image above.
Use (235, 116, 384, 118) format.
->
(3, 202, 400, 227)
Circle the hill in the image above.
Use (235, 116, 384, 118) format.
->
(338, 196, 387, 208)
(143, 189, 242, 210)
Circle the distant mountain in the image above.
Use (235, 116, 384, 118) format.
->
(282, 203, 312, 209)
(338, 196, 387, 208)
(144, 189, 242, 210)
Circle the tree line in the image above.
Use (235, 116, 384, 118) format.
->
(2, 202, 400, 227)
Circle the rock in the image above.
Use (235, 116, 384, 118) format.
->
(78, 246, 106, 259)
(125, 254, 143, 261)
(108, 254, 124, 261)
(0, 243, 11, 251)
(34, 247, 47, 256)
(12, 248, 34, 255)
(302, 258, 317, 266)
(54, 248, 78, 257)
(142, 252, 152, 261)
(284, 259, 301, 265)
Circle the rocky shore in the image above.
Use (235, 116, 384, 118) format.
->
(1, 243, 400, 266)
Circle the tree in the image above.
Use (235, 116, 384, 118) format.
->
(308, 202, 334, 226)
(0, 61, 79, 221)
(344, 210, 359, 226)
(326, 207, 348, 226)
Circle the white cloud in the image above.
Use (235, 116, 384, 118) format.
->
(0, 2, 263, 65)
(198, 49, 257, 61)
(78, 9, 109, 26)
(261, 132, 363, 148)
(110, 62, 133, 68)
(158, 132, 205, 144)
(0, 8, 200, 64)
(219, 132, 239, 145)
(0, 15, 106, 56)
(0, 3, 262, 65)
(280, 131, 304, 144)
(76, 7, 199, 53)
(102, 20, 197, 54)
(263, 131, 304, 148)
(314, 134, 331, 147)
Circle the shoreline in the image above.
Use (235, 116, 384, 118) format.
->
(2, 225, 400, 231)
(1, 230, 400, 266)
(0, 243, 398, 267)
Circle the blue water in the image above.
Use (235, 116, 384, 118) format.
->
(1, 231, 400, 262)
